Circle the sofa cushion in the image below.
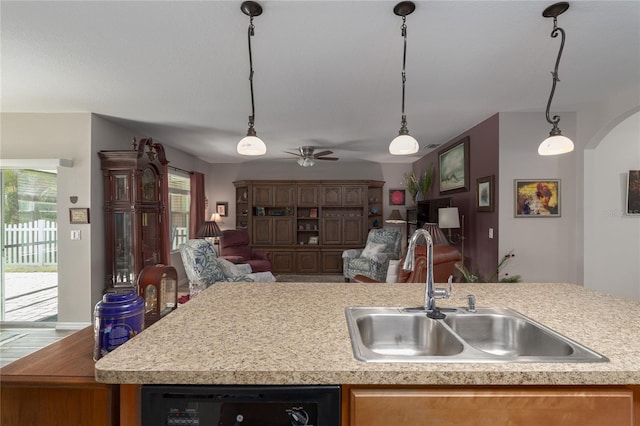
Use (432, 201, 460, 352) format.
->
(360, 242, 386, 259)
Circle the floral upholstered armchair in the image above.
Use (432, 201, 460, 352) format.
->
(179, 239, 275, 298)
(342, 229, 403, 282)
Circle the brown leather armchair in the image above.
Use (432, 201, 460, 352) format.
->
(218, 229, 273, 272)
(354, 244, 461, 283)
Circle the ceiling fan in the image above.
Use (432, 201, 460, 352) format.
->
(284, 146, 339, 167)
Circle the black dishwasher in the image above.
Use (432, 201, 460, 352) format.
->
(141, 385, 340, 426)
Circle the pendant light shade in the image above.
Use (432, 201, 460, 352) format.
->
(539, 2, 573, 156)
(238, 134, 267, 156)
(238, 1, 266, 156)
(538, 134, 574, 156)
(389, 134, 419, 155)
(389, 2, 419, 156)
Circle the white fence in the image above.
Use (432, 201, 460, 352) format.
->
(3, 220, 57, 266)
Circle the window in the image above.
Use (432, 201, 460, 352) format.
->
(168, 172, 190, 251)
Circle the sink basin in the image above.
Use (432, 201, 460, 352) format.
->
(345, 307, 608, 363)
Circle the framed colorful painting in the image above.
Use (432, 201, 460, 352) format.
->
(514, 179, 560, 217)
(389, 189, 406, 206)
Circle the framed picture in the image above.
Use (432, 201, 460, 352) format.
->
(476, 175, 494, 212)
(69, 208, 90, 224)
(256, 207, 265, 216)
(215, 201, 228, 217)
(389, 189, 406, 206)
(308, 236, 319, 245)
(514, 179, 561, 217)
(627, 170, 640, 215)
(309, 208, 318, 218)
(439, 136, 470, 194)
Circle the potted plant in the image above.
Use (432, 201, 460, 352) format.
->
(403, 164, 435, 203)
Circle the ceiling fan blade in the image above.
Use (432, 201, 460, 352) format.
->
(284, 151, 302, 157)
(312, 150, 333, 158)
(317, 157, 339, 161)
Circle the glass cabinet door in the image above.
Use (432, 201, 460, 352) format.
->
(113, 212, 134, 286)
(114, 175, 130, 202)
(141, 212, 160, 266)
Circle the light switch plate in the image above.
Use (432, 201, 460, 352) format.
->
(70, 230, 81, 240)
(489, 228, 494, 239)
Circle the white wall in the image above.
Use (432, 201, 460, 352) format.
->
(583, 110, 640, 300)
(498, 112, 579, 283)
(2, 113, 94, 323)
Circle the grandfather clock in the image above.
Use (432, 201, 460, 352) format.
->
(99, 138, 169, 292)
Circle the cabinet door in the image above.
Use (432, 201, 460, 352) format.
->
(271, 251, 295, 273)
(273, 217, 294, 245)
(297, 185, 319, 206)
(252, 217, 273, 245)
(343, 217, 364, 245)
(322, 217, 342, 245)
(273, 185, 295, 206)
(252, 185, 273, 206)
(347, 387, 634, 426)
(343, 185, 364, 206)
(322, 186, 342, 206)
(296, 251, 319, 273)
(321, 250, 343, 274)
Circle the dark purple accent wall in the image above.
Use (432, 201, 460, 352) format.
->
(413, 114, 499, 281)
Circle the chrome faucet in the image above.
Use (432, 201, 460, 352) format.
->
(404, 228, 451, 319)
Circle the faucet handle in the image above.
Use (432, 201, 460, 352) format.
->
(433, 276, 452, 300)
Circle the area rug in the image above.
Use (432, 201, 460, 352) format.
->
(275, 274, 345, 283)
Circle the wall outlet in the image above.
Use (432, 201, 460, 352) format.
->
(489, 228, 494, 239)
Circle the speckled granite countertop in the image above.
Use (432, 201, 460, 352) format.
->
(95, 282, 640, 385)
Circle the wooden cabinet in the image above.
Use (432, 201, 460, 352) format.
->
(99, 138, 169, 292)
(234, 180, 383, 274)
(344, 386, 635, 426)
(0, 327, 119, 426)
(296, 250, 319, 273)
(253, 216, 294, 245)
(252, 184, 295, 206)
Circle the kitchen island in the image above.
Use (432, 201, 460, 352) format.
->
(95, 281, 640, 425)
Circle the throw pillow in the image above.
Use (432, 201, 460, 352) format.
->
(360, 242, 386, 259)
(216, 257, 244, 278)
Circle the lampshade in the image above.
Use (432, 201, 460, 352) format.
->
(237, 135, 267, 156)
(422, 223, 450, 246)
(385, 209, 406, 224)
(196, 220, 222, 238)
(538, 134, 574, 155)
(438, 207, 460, 229)
(389, 134, 419, 155)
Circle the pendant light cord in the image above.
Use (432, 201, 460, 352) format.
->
(400, 16, 408, 128)
(247, 16, 256, 130)
(545, 17, 565, 131)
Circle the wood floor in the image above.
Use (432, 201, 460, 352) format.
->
(0, 324, 79, 368)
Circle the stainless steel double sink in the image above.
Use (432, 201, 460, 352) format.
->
(345, 306, 608, 363)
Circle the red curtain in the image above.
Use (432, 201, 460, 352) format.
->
(189, 172, 205, 238)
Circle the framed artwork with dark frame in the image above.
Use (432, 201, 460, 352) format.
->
(514, 179, 561, 217)
(389, 189, 406, 206)
(627, 170, 640, 215)
(476, 175, 494, 212)
(439, 136, 470, 194)
(215, 201, 228, 217)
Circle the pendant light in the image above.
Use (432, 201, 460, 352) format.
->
(237, 1, 267, 156)
(538, 2, 574, 156)
(389, 1, 419, 156)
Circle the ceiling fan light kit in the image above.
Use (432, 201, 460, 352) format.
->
(237, 1, 267, 156)
(538, 1, 574, 156)
(285, 146, 339, 167)
(389, 1, 419, 156)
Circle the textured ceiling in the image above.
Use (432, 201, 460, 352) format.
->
(2, 1, 639, 164)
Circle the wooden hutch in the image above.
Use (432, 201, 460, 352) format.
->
(233, 180, 384, 274)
